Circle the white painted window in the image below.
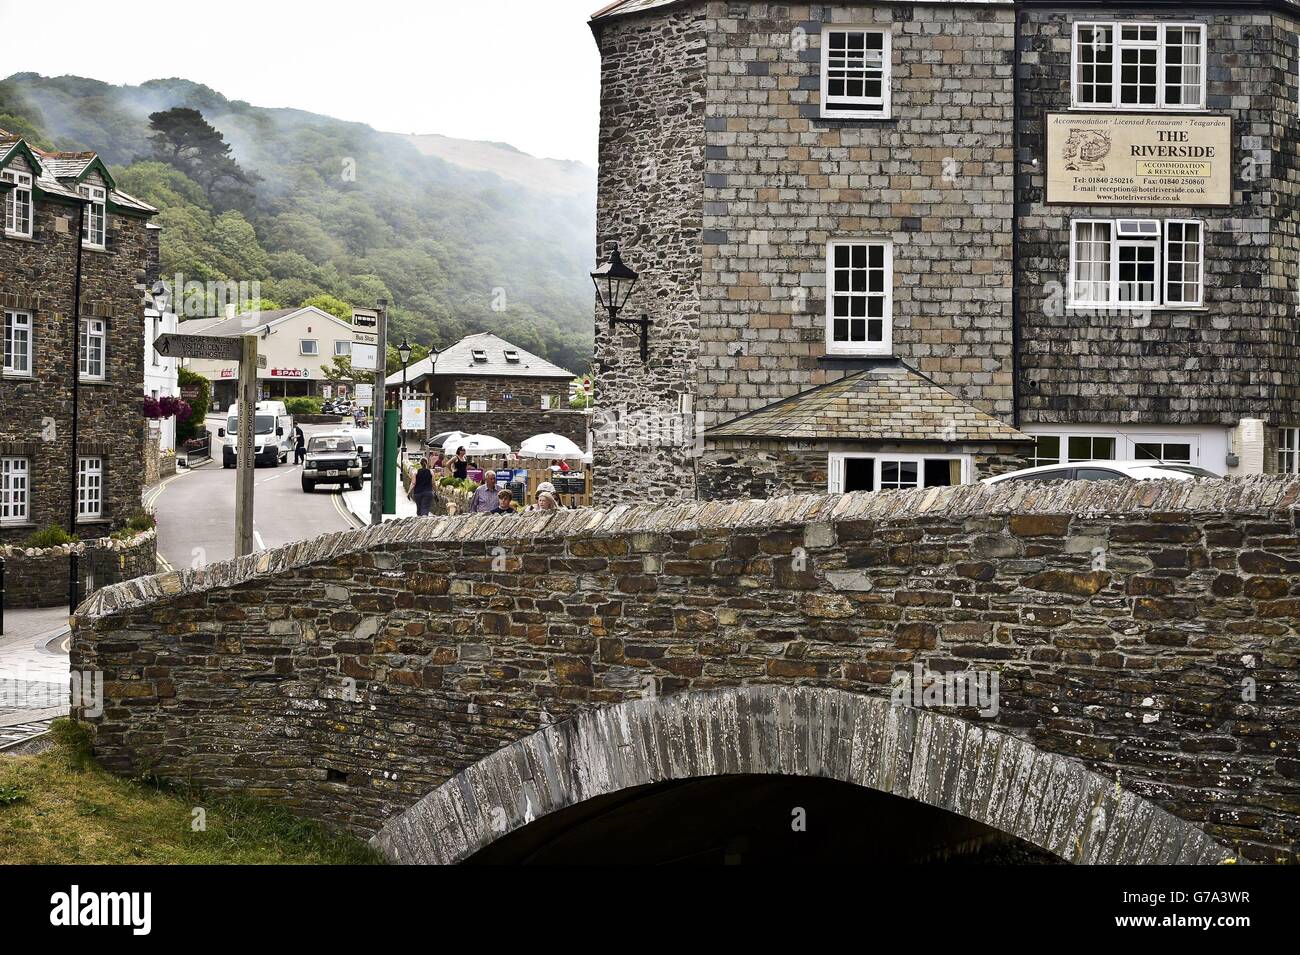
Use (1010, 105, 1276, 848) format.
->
(77, 456, 103, 519)
(1132, 440, 1193, 464)
(1279, 428, 1300, 473)
(828, 453, 969, 494)
(1, 457, 29, 524)
(3, 169, 33, 237)
(79, 183, 107, 247)
(1072, 21, 1205, 109)
(333, 340, 351, 356)
(1029, 435, 1062, 467)
(299, 339, 319, 356)
(827, 239, 892, 356)
(80, 318, 105, 380)
(3, 309, 33, 376)
(821, 27, 891, 118)
(1069, 219, 1203, 308)
(1066, 435, 1117, 462)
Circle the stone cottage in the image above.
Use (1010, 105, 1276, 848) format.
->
(588, 0, 1300, 504)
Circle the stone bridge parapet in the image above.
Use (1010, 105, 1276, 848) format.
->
(72, 477, 1300, 862)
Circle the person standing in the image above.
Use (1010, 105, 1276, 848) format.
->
(293, 424, 306, 465)
(469, 469, 499, 514)
(409, 457, 435, 517)
(451, 447, 469, 481)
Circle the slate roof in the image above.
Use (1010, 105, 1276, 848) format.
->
(0, 128, 156, 215)
(592, 0, 1011, 20)
(706, 361, 1033, 444)
(386, 332, 575, 386)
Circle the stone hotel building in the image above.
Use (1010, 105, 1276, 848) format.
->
(589, 0, 1300, 504)
(1, 129, 157, 544)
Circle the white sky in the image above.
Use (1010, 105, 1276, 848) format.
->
(0, 0, 604, 165)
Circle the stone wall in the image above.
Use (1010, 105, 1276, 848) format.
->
(1016, 10, 1298, 428)
(72, 477, 1300, 862)
(0, 169, 154, 544)
(592, 5, 707, 504)
(423, 410, 587, 450)
(3, 529, 156, 609)
(423, 375, 572, 414)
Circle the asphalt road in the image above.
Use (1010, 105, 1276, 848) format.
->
(146, 420, 361, 572)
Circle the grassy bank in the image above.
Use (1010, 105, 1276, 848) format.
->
(0, 721, 382, 865)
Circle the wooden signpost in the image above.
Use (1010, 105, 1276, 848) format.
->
(153, 332, 267, 557)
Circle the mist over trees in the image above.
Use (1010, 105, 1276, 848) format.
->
(0, 73, 595, 374)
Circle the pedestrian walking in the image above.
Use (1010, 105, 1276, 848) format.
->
(409, 457, 435, 517)
(293, 424, 306, 465)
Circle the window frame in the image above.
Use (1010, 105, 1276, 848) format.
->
(1279, 427, 1300, 474)
(333, 340, 351, 357)
(299, 339, 319, 356)
(3, 168, 34, 238)
(820, 26, 892, 120)
(79, 317, 106, 381)
(828, 452, 970, 494)
(1070, 20, 1207, 111)
(77, 456, 103, 520)
(3, 308, 34, 377)
(1, 456, 30, 525)
(825, 238, 893, 357)
(79, 183, 107, 248)
(1067, 218, 1204, 310)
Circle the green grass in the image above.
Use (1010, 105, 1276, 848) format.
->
(0, 720, 384, 865)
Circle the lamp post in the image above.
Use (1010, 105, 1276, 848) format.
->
(591, 243, 649, 362)
(397, 336, 412, 456)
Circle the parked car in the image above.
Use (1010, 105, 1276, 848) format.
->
(219, 401, 294, 468)
(982, 460, 1220, 485)
(342, 426, 373, 476)
(301, 433, 364, 492)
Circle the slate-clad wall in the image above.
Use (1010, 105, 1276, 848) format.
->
(1016, 9, 1299, 428)
(701, 2, 1017, 426)
(73, 477, 1300, 862)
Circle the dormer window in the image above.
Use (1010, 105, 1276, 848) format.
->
(79, 183, 107, 247)
(471, 349, 488, 363)
(820, 27, 891, 119)
(3, 169, 33, 238)
(503, 349, 520, 363)
(1073, 22, 1205, 110)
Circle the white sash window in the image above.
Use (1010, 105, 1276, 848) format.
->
(1073, 21, 1205, 110)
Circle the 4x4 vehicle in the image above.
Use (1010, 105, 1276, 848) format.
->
(301, 433, 364, 492)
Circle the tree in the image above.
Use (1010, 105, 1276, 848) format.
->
(300, 294, 352, 321)
(148, 107, 258, 211)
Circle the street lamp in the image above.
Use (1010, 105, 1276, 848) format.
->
(591, 243, 650, 362)
(397, 337, 413, 455)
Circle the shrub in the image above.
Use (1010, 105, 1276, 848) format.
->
(176, 369, 210, 443)
(25, 525, 75, 548)
(124, 510, 156, 533)
(285, 396, 323, 417)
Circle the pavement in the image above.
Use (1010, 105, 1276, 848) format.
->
(0, 605, 71, 749)
(343, 473, 417, 524)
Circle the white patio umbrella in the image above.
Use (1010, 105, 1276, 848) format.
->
(517, 432, 585, 460)
(443, 433, 510, 456)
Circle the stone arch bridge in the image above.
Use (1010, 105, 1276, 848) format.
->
(72, 478, 1300, 863)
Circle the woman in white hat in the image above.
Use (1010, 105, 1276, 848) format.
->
(532, 481, 560, 511)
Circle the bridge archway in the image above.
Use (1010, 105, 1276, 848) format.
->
(375, 686, 1235, 865)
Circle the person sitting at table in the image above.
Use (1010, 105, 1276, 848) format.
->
(451, 446, 469, 481)
(469, 469, 499, 514)
(491, 489, 515, 514)
(430, 451, 446, 476)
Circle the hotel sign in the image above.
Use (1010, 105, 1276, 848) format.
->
(1046, 113, 1231, 206)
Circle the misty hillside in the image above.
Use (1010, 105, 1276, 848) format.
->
(0, 73, 596, 374)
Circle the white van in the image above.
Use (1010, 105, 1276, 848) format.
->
(219, 401, 295, 468)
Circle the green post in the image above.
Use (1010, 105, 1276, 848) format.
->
(383, 409, 399, 515)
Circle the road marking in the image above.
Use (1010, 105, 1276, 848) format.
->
(333, 490, 364, 528)
(142, 468, 193, 512)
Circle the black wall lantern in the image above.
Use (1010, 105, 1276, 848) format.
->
(591, 243, 650, 362)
